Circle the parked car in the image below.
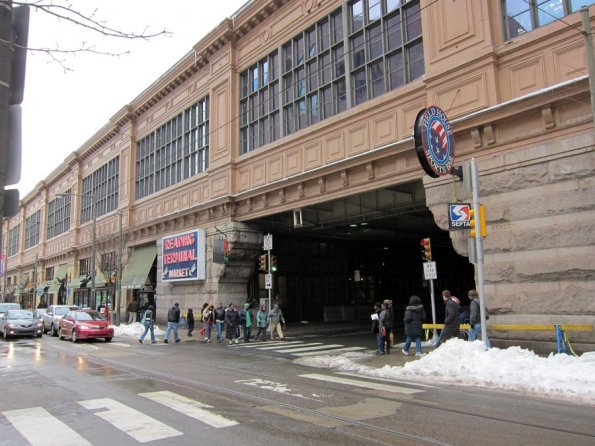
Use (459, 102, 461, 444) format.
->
(34, 308, 47, 321)
(0, 309, 43, 339)
(59, 310, 113, 343)
(42, 305, 80, 336)
(0, 303, 21, 318)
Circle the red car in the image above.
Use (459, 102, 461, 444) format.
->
(58, 310, 113, 343)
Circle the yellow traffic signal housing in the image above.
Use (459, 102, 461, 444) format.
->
(259, 254, 268, 271)
(469, 205, 487, 238)
(420, 238, 432, 261)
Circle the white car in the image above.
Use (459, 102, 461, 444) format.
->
(42, 305, 80, 336)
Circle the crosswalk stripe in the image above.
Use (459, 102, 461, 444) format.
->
(236, 340, 303, 348)
(140, 391, 238, 428)
(300, 373, 423, 395)
(252, 342, 317, 350)
(79, 398, 183, 443)
(2, 407, 92, 446)
(293, 346, 367, 356)
(275, 344, 343, 353)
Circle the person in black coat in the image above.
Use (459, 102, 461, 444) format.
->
(402, 295, 426, 356)
(224, 303, 241, 344)
(437, 290, 461, 346)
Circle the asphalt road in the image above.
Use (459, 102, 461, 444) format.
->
(0, 330, 593, 446)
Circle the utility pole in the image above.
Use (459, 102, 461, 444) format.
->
(116, 209, 123, 325)
(0, 2, 13, 248)
(581, 6, 595, 126)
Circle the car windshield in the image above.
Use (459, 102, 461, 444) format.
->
(75, 311, 105, 321)
(7, 310, 34, 319)
(0, 304, 20, 313)
(54, 307, 72, 315)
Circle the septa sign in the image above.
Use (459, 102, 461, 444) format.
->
(448, 203, 471, 230)
(414, 105, 455, 177)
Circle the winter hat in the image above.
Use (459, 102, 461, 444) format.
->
(409, 295, 421, 305)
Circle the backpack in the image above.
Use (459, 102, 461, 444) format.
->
(142, 309, 153, 327)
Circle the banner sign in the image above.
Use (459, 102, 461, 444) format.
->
(161, 229, 206, 282)
(414, 105, 455, 177)
(448, 203, 471, 230)
(0, 254, 5, 276)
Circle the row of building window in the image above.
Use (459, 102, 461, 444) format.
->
(136, 98, 209, 200)
(240, 0, 424, 154)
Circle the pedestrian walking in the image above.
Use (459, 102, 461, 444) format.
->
(187, 308, 195, 337)
(214, 302, 225, 343)
(268, 304, 285, 340)
(240, 303, 253, 342)
(384, 299, 395, 349)
(138, 305, 156, 344)
(225, 303, 241, 344)
(371, 302, 383, 355)
(378, 301, 392, 354)
(202, 304, 214, 343)
(402, 295, 426, 356)
(435, 290, 460, 347)
(468, 289, 489, 343)
(163, 302, 181, 344)
(127, 298, 139, 324)
(256, 305, 268, 341)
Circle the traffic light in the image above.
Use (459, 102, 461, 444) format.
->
(258, 254, 267, 272)
(420, 238, 432, 262)
(270, 255, 277, 272)
(469, 204, 487, 238)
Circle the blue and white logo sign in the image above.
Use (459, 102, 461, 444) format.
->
(448, 203, 471, 230)
(414, 106, 456, 178)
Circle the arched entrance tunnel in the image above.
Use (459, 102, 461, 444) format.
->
(248, 179, 475, 326)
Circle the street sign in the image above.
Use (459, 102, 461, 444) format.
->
(423, 261, 438, 280)
(448, 203, 471, 230)
(265, 273, 272, 289)
(263, 234, 273, 251)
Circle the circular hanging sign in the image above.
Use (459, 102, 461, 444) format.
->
(413, 105, 455, 178)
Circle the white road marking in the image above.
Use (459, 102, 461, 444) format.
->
(293, 346, 367, 356)
(2, 407, 92, 446)
(275, 344, 343, 353)
(79, 397, 183, 443)
(140, 391, 238, 428)
(300, 374, 423, 395)
(243, 341, 305, 349)
(256, 342, 322, 350)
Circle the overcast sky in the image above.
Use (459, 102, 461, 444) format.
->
(16, 0, 249, 198)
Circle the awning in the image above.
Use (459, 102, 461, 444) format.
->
(67, 275, 90, 289)
(48, 264, 68, 293)
(121, 244, 156, 289)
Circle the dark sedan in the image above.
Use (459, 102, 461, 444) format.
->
(0, 310, 43, 339)
(59, 310, 113, 343)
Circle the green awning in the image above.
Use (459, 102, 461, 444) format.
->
(48, 264, 68, 293)
(94, 271, 107, 286)
(67, 275, 89, 289)
(121, 244, 156, 289)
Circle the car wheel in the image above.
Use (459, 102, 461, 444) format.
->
(105, 337, 112, 343)
(72, 330, 78, 343)
(51, 324, 58, 337)
(37, 333, 42, 338)
(42, 323, 46, 334)
(58, 328, 65, 340)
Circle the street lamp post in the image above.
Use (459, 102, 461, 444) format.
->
(57, 192, 96, 309)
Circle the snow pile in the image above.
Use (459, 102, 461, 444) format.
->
(113, 322, 164, 338)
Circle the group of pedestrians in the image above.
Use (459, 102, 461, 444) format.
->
(371, 288, 486, 357)
(137, 301, 286, 345)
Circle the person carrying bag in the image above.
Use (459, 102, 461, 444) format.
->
(139, 305, 156, 344)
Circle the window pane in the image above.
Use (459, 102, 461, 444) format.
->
(369, 0, 382, 21)
(307, 28, 317, 58)
(295, 35, 305, 66)
(368, 23, 383, 60)
(284, 73, 293, 103)
(310, 93, 319, 124)
(386, 12, 402, 49)
(353, 68, 367, 105)
(369, 60, 385, 98)
(335, 79, 347, 113)
(296, 66, 306, 97)
(332, 11, 343, 43)
(387, 0, 401, 12)
(320, 19, 330, 50)
(505, 11, 533, 38)
(308, 60, 318, 91)
(352, 0, 364, 32)
(284, 43, 292, 71)
(536, 0, 564, 27)
(251, 65, 258, 92)
(388, 52, 404, 89)
(352, 33, 365, 68)
(262, 60, 269, 85)
(334, 45, 345, 78)
(407, 40, 424, 81)
(405, 2, 421, 40)
(321, 52, 332, 84)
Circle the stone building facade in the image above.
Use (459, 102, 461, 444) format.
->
(1, 0, 594, 350)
